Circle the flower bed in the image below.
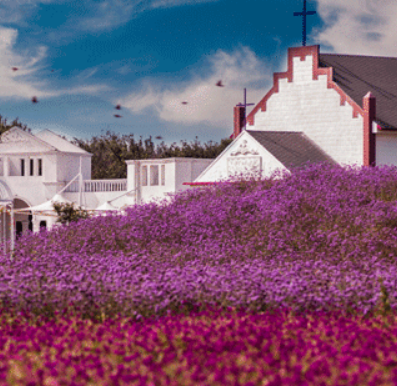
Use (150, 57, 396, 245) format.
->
(1, 161, 397, 384)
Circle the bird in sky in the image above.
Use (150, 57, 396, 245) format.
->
(115, 104, 121, 110)
(181, 101, 188, 105)
(216, 80, 224, 87)
(155, 136, 163, 140)
(31, 96, 38, 103)
(51, 69, 54, 72)
(114, 114, 122, 118)
(12, 67, 18, 71)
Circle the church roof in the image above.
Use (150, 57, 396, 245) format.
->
(319, 53, 397, 130)
(247, 130, 336, 169)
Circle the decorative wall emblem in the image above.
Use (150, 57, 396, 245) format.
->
(227, 156, 262, 179)
(1, 130, 28, 143)
(230, 140, 259, 156)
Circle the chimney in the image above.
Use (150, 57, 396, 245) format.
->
(233, 105, 245, 139)
(363, 92, 376, 167)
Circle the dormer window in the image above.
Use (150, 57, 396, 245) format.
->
(30, 159, 34, 176)
(20, 159, 25, 176)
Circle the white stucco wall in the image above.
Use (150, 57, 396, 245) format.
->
(376, 132, 397, 166)
(56, 153, 91, 181)
(251, 54, 364, 166)
(125, 158, 213, 204)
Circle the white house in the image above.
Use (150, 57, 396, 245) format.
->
(184, 45, 397, 186)
(0, 126, 213, 249)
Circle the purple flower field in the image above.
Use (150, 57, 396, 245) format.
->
(2, 161, 397, 385)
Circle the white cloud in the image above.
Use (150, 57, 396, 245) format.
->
(0, 26, 111, 101)
(150, 0, 219, 9)
(117, 47, 272, 128)
(0, 0, 221, 35)
(313, 0, 397, 56)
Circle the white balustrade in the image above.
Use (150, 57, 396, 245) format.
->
(64, 179, 127, 192)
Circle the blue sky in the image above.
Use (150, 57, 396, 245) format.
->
(0, 0, 395, 146)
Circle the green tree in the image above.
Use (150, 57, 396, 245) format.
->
(0, 115, 32, 136)
(70, 130, 233, 180)
(53, 202, 92, 226)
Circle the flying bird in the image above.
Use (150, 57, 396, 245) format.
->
(181, 101, 188, 105)
(31, 96, 38, 103)
(115, 104, 121, 110)
(155, 136, 163, 140)
(216, 80, 224, 87)
(114, 114, 122, 118)
(12, 67, 18, 71)
(51, 69, 54, 72)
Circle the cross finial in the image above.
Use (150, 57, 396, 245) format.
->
(293, 0, 316, 46)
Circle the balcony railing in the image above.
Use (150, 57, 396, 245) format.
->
(64, 179, 127, 193)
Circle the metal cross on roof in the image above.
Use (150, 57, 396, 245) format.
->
(293, 0, 316, 46)
(236, 88, 255, 130)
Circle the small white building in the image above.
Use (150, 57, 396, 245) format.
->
(0, 126, 213, 244)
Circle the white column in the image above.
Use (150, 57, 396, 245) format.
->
(136, 161, 141, 205)
(10, 202, 14, 259)
(4, 157, 9, 177)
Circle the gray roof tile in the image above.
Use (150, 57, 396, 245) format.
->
(247, 130, 337, 169)
(319, 53, 397, 129)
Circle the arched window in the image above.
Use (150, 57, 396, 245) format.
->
(39, 220, 47, 231)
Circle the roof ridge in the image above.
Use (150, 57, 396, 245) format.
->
(320, 53, 397, 60)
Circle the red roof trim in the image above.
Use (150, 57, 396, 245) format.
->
(246, 45, 364, 127)
(182, 182, 220, 186)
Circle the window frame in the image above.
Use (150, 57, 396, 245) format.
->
(150, 165, 159, 186)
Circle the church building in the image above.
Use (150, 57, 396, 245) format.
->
(185, 45, 397, 185)
(2, 43, 397, 251)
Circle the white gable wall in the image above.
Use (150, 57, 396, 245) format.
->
(251, 54, 364, 166)
(195, 131, 287, 183)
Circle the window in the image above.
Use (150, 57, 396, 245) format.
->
(20, 159, 25, 176)
(141, 165, 147, 186)
(16, 221, 23, 239)
(161, 165, 165, 186)
(38, 159, 42, 176)
(150, 165, 159, 186)
(30, 159, 34, 176)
